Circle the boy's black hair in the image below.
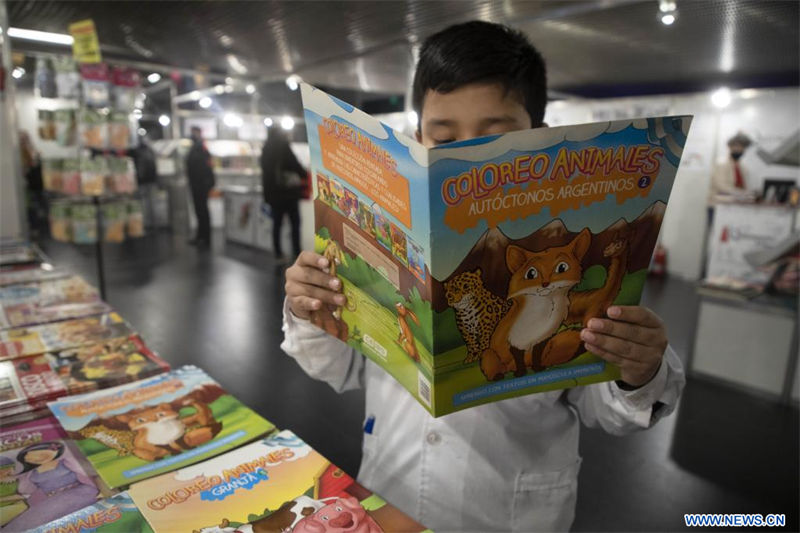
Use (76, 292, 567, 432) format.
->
(412, 21, 547, 128)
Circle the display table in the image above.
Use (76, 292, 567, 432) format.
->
(690, 290, 798, 404)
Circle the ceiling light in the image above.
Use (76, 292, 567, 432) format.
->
(199, 96, 213, 109)
(147, 72, 161, 84)
(407, 111, 418, 127)
(280, 116, 295, 130)
(8, 27, 73, 45)
(189, 90, 201, 100)
(246, 84, 256, 94)
(132, 109, 143, 119)
(224, 85, 234, 93)
(711, 87, 732, 108)
(11, 67, 25, 79)
(661, 13, 675, 25)
(223, 113, 243, 128)
(137, 128, 147, 136)
(285, 75, 301, 91)
(739, 88, 759, 99)
(158, 114, 171, 127)
(225, 77, 234, 85)
(263, 117, 273, 127)
(214, 85, 225, 95)
(659, 0, 677, 12)
(226, 55, 248, 75)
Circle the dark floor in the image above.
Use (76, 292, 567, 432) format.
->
(39, 231, 799, 532)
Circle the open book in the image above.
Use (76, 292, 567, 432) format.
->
(301, 84, 691, 416)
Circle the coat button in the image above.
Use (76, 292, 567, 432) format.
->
(426, 431, 441, 445)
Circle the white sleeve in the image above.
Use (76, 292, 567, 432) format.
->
(566, 345, 685, 435)
(280, 298, 365, 393)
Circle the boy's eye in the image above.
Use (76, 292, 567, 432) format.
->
(554, 262, 569, 274)
(433, 138, 455, 146)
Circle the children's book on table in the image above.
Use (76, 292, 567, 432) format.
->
(0, 416, 106, 531)
(301, 83, 692, 417)
(0, 313, 135, 361)
(128, 429, 430, 533)
(47, 365, 275, 489)
(32, 491, 153, 533)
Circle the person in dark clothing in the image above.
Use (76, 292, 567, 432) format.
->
(131, 136, 158, 228)
(260, 127, 306, 261)
(20, 131, 46, 236)
(186, 127, 215, 246)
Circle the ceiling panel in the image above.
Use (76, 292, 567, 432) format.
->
(7, 0, 799, 97)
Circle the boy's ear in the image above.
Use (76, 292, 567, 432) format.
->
(415, 129, 422, 143)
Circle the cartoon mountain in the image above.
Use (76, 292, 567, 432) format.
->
(432, 201, 667, 312)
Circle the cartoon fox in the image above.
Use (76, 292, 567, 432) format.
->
(395, 302, 420, 362)
(480, 228, 629, 381)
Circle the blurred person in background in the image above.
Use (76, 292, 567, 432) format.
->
(260, 126, 306, 263)
(132, 135, 159, 229)
(708, 132, 753, 213)
(186, 126, 215, 247)
(19, 131, 45, 237)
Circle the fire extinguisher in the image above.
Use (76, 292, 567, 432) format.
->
(651, 243, 667, 277)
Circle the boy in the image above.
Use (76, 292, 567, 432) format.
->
(282, 21, 684, 532)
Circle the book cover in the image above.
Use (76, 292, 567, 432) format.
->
(47, 335, 170, 395)
(0, 267, 70, 287)
(0, 276, 108, 329)
(301, 84, 692, 416)
(0, 313, 134, 361)
(128, 429, 429, 533)
(0, 276, 99, 307)
(48, 366, 275, 489)
(32, 491, 153, 533)
(0, 355, 67, 417)
(0, 417, 103, 531)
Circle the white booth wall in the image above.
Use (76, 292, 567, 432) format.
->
(544, 87, 800, 280)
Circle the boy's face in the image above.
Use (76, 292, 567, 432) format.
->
(417, 82, 533, 148)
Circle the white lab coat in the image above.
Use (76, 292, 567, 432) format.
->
(281, 301, 685, 532)
(708, 157, 749, 204)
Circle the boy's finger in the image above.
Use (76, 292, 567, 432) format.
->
(286, 283, 345, 306)
(288, 266, 340, 290)
(581, 330, 642, 362)
(296, 250, 329, 270)
(584, 343, 627, 367)
(606, 306, 663, 328)
(290, 296, 321, 314)
(586, 318, 661, 346)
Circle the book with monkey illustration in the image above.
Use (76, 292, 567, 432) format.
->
(302, 84, 692, 417)
(48, 365, 276, 489)
(128, 429, 430, 533)
(32, 491, 154, 533)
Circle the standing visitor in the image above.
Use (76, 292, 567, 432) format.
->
(186, 126, 215, 247)
(261, 127, 306, 262)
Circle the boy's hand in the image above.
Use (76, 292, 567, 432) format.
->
(580, 306, 668, 388)
(285, 252, 346, 319)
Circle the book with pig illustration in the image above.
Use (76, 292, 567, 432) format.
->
(301, 84, 692, 417)
(32, 491, 154, 533)
(128, 429, 430, 533)
(48, 365, 275, 489)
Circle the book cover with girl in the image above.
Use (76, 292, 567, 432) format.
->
(0, 417, 102, 531)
